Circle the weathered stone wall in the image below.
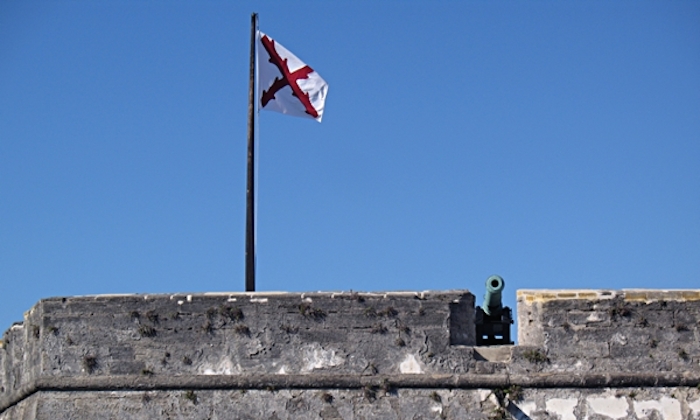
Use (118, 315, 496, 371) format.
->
(0, 291, 475, 414)
(4, 387, 700, 419)
(517, 290, 700, 373)
(2, 289, 700, 419)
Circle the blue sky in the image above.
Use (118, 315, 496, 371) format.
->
(1, 1, 698, 339)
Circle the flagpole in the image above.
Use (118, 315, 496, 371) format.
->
(245, 12, 257, 292)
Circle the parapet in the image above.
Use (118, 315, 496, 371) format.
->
(1, 289, 700, 419)
(0, 291, 475, 411)
(517, 289, 700, 373)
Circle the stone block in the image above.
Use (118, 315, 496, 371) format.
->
(674, 309, 699, 329)
(567, 310, 611, 327)
(638, 309, 674, 328)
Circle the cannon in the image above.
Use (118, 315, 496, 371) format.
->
(475, 275, 513, 345)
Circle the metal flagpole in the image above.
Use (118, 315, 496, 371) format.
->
(245, 13, 258, 292)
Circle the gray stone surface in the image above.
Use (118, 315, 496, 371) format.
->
(4, 387, 700, 419)
(1, 291, 476, 414)
(2, 289, 700, 419)
(517, 290, 700, 374)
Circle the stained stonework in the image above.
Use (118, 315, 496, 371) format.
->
(1, 289, 699, 419)
(3, 388, 700, 420)
(517, 289, 700, 373)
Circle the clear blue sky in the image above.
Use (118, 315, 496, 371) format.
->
(1, 1, 698, 338)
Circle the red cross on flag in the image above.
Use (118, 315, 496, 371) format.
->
(257, 31, 329, 122)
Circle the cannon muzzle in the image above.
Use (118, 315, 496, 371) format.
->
(481, 275, 504, 316)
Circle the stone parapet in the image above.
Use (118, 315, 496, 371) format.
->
(0, 291, 474, 413)
(517, 289, 700, 374)
(3, 288, 700, 419)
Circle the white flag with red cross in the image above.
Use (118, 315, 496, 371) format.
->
(257, 31, 329, 122)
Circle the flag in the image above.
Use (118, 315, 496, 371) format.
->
(257, 31, 329, 122)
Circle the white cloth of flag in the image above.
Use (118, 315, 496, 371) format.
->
(257, 31, 328, 122)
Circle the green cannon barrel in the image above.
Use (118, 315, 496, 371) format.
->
(481, 275, 505, 316)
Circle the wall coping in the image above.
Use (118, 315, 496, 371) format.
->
(518, 289, 700, 304)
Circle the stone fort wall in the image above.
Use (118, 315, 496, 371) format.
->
(1, 289, 699, 419)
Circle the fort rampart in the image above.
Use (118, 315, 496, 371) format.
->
(1, 289, 699, 419)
